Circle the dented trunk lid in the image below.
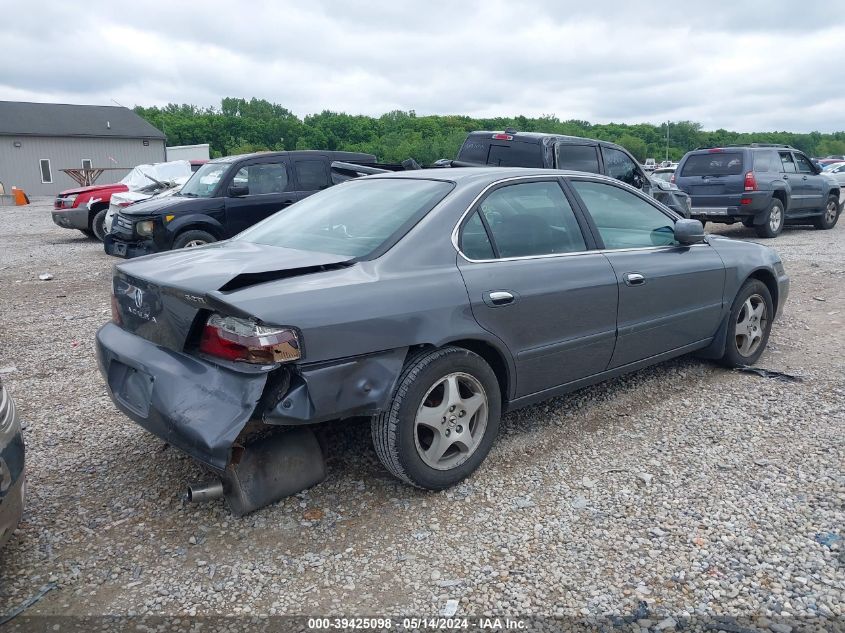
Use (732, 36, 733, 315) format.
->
(112, 241, 354, 351)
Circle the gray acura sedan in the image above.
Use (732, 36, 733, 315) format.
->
(96, 168, 789, 514)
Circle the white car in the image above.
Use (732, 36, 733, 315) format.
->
(822, 162, 845, 206)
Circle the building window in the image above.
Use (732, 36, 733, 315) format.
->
(82, 159, 93, 170)
(40, 159, 53, 183)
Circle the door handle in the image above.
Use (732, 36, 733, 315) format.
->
(624, 273, 645, 286)
(487, 291, 515, 306)
(802, 176, 808, 180)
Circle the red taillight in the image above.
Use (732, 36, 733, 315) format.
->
(744, 171, 757, 191)
(492, 134, 513, 140)
(741, 197, 753, 205)
(198, 314, 300, 364)
(708, 148, 724, 153)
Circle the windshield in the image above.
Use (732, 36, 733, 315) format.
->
(178, 162, 230, 198)
(237, 178, 454, 257)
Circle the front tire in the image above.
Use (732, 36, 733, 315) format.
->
(371, 347, 501, 490)
(812, 195, 840, 230)
(719, 279, 774, 367)
(172, 230, 217, 249)
(755, 199, 784, 238)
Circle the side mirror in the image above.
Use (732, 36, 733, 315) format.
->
(228, 184, 249, 197)
(675, 218, 706, 245)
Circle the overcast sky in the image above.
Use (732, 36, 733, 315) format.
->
(1, 1, 842, 132)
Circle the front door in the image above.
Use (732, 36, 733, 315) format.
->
(456, 178, 618, 397)
(223, 159, 296, 236)
(568, 178, 725, 368)
(793, 152, 827, 212)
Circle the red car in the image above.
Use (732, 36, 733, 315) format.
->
(51, 161, 205, 241)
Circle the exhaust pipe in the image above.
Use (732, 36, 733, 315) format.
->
(185, 480, 224, 503)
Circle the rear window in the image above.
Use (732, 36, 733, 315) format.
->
(237, 178, 453, 258)
(554, 144, 600, 173)
(680, 152, 745, 176)
(457, 138, 544, 168)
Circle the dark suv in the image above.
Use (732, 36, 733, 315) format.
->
(453, 131, 692, 218)
(104, 150, 377, 258)
(675, 144, 842, 238)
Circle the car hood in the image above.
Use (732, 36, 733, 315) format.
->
(119, 195, 198, 216)
(117, 240, 355, 295)
(59, 183, 128, 196)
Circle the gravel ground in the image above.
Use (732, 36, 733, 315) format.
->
(0, 199, 842, 630)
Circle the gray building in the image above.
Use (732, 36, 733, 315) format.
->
(0, 101, 166, 196)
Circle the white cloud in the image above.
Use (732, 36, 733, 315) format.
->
(1, 0, 842, 132)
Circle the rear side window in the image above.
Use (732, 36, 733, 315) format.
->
(233, 163, 290, 194)
(295, 159, 330, 190)
(555, 144, 600, 173)
(457, 138, 490, 163)
(474, 181, 586, 258)
(680, 152, 745, 176)
(753, 151, 779, 172)
(459, 211, 495, 260)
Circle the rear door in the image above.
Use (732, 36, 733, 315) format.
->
(293, 156, 332, 198)
(223, 158, 295, 236)
(568, 178, 725, 368)
(793, 152, 826, 211)
(456, 178, 618, 397)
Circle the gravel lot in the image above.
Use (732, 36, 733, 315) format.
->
(0, 198, 842, 629)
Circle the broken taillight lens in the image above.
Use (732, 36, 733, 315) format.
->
(199, 314, 300, 364)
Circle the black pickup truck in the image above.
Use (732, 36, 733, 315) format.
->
(104, 150, 378, 258)
(333, 130, 692, 218)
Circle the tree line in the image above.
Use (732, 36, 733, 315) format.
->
(135, 97, 845, 164)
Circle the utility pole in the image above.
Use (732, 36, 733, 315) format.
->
(665, 121, 670, 162)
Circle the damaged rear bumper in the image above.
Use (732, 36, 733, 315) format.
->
(96, 323, 408, 471)
(96, 322, 270, 471)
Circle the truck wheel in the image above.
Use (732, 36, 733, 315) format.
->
(719, 279, 774, 368)
(92, 208, 108, 241)
(754, 199, 784, 238)
(371, 346, 501, 490)
(172, 230, 217, 249)
(812, 195, 840, 230)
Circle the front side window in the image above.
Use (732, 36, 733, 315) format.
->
(602, 147, 640, 186)
(794, 154, 815, 174)
(39, 159, 52, 183)
(178, 162, 230, 198)
(232, 163, 289, 194)
(294, 159, 330, 191)
(779, 151, 796, 173)
(474, 181, 586, 258)
(237, 178, 453, 258)
(571, 180, 676, 250)
(555, 144, 600, 173)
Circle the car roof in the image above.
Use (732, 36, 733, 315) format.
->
(466, 130, 623, 149)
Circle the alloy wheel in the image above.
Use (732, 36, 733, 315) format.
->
(825, 199, 838, 224)
(769, 206, 783, 233)
(414, 372, 488, 471)
(735, 293, 768, 357)
(184, 240, 208, 248)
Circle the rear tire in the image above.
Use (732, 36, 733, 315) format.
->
(812, 195, 840, 230)
(719, 279, 774, 368)
(172, 230, 217, 249)
(371, 347, 501, 490)
(92, 208, 108, 241)
(754, 199, 784, 238)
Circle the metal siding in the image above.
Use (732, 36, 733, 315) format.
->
(0, 136, 166, 196)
